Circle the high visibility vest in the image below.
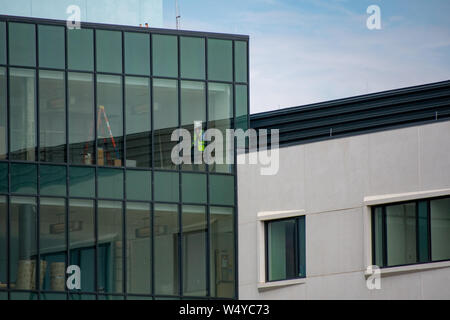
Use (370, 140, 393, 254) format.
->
(193, 131, 205, 152)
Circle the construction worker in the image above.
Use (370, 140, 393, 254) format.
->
(192, 121, 205, 165)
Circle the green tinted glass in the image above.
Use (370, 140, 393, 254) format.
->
(430, 198, 450, 261)
(152, 34, 177, 77)
(209, 175, 234, 206)
(69, 166, 95, 198)
(126, 170, 151, 201)
(181, 81, 206, 126)
(0, 22, 5, 64)
(40, 165, 67, 196)
(208, 39, 232, 82)
(154, 171, 179, 202)
(96, 30, 122, 73)
(182, 173, 206, 204)
(0, 163, 7, 193)
(11, 163, 37, 194)
(98, 168, 124, 199)
(38, 25, 65, 69)
(125, 32, 150, 75)
(236, 84, 248, 132)
(0, 68, 6, 159)
(67, 28, 94, 71)
(9, 22, 36, 67)
(235, 41, 247, 83)
(180, 36, 205, 79)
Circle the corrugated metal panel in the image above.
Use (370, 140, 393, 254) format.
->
(251, 80, 450, 148)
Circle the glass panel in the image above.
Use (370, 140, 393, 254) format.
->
(97, 200, 123, 294)
(41, 293, 67, 300)
(0, 22, 5, 64)
(125, 76, 151, 168)
(127, 295, 153, 300)
(235, 85, 248, 131)
(11, 163, 37, 194)
(126, 170, 151, 201)
(430, 198, 450, 261)
(98, 294, 124, 300)
(10, 292, 38, 300)
(39, 198, 66, 291)
(154, 171, 179, 202)
(182, 205, 207, 296)
(38, 25, 65, 69)
(154, 203, 179, 295)
(0, 291, 6, 300)
(124, 32, 150, 76)
(39, 70, 66, 162)
(9, 23, 36, 67)
(98, 168, 123, 200)
(0, 68, 6, 159)
(69, 199, 95, 292)
(0, 197, 6, 287)
(298, 216, 306, 277)
(152, 34, 177, 78)
(417, 201, 429, 263)
(210, 206, 234, 298)
(126, 202, 151, 294)
(10, 68, 36, 161)
(386, 203, 417, 266)
(235, 41, 247, 83)
(40, 165, 67, 197)
(69, 167, 95, 198)
(180, 36, 205, 80)
(209, 175, 234, 206)
(154, 79, 178, 170)
(96, 30, 122, 73)
(67, 28, 94, 71)
(10, 197, 37, 291)
(0, 163, 6, 193)
(182, 173, 206, 204)
(208, 83, 233, 173)
(97, 75, 123, 167)
(68, 72, 95, 165)
(69, 293, 96, 300)
(267, 219, 297, 281)
(208, 39, 232, 82)
(373, 207, 384, 267)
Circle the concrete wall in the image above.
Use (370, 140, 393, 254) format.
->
(237, 121, 450, 299)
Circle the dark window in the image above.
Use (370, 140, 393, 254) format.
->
(265, 216, 306, 282)
(372, 196, 450, 267)
(0, 67, 6, 159)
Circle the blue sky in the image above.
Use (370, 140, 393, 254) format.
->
(1, 0, 450, 114)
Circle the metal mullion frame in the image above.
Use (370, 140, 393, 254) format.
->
(371, 206, 376, 266)
(232, 39, 238, 299)
(415, 201, 420, 263)
(64, 22, 70, 300)
(176, 34, 183, 297)
(5, 20, 10, 300)
(93, 28, 99, 299)
(204, 33, 211, 299)
(382, 206, 388, 268)
(150, 32, 155, 299)
(427, 200, 432, 261)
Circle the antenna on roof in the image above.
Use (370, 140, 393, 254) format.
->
(176, 0, 181, 30)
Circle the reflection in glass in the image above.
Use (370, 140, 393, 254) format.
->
(67, 28, 94, 71)
(386, 203, 417, 266)
(39, 70, 66, 162)
(152, 35, 177, 78)
(39, 198, 66, 291)
(154, 171, 179, 203)
(207, 39, 232, 82)
(0, 22, 5, 64)
(208, 83, 233, 173)
(125, 77, 151, 168)
(11, 163, 37, 194)
(154, 203, 179, 295)
(126, 202, 151, 294)
(182, 205, 207, 296)
(10, 68, 36, 161)
(0, 163, 7, 193)
(9, 23, 35, 67)
(10, 197, 37, 291)
(209, 175, 234, 206)
(126, 170, 151, 201)
(210, 207, 234, 298)
(235, 41, 248, 83)
(124, 32, 150, 76)
(180, 37, 205, 80)
(98, 200, 123, 294)
(154, 79, 178, 169)
(68, 73, 95, 164)
(38, 25, 65, 69)
(96, 30, 122, 74)
(182, 173, 207, 204)
(98, 168, 123, 200)
(40, 165, 67, 197)
(69, 167, 95, 198)
(431, 198, 450, 261)
(97, 75, 123, 167)
(373, 207, 384, 267)
(69, 199, 95, 292)
(0, 197, 6, 286)
(0, 68, 6, 159)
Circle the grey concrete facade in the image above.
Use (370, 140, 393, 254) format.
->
(237, 120, 450, 299)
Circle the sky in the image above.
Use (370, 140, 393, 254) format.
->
(1, 0, 450, 114)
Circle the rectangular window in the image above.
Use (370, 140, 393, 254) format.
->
(11, 163, 37, 194)
(154, 171, 179, 203)
(0, 67, 6, 159)
(97, 168, 123, 199)
(0, 163, 7, 193)
(96, 30, 122, 74)
(68, 72, 95, 165)
(125, 76, 151, 168)
(152, 34, 178, 78)
(182, 173, 207, 204)
(234, 41, 247, 83)
(69, 166, 95, 198)
(372, 196, 450, 268)
(97, 75, 123, 167)
(0, 196, 6, 286)
(9, 23, 36, 67)
(40, 165, 67, 197)
(39, 70, 66, 163)
(0, 22, 5, 64)
(38, 25, 65, 69)
(209, 175, 234, 206)
(67, 28, 94, 71)
(266, 216, 306, 282)
(207, 39, 232, 82)
(126, 169, 151, 201)
(10, 68, 36, 161)
(180, 36, 205, 80)
(124, 32, 150, 76)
